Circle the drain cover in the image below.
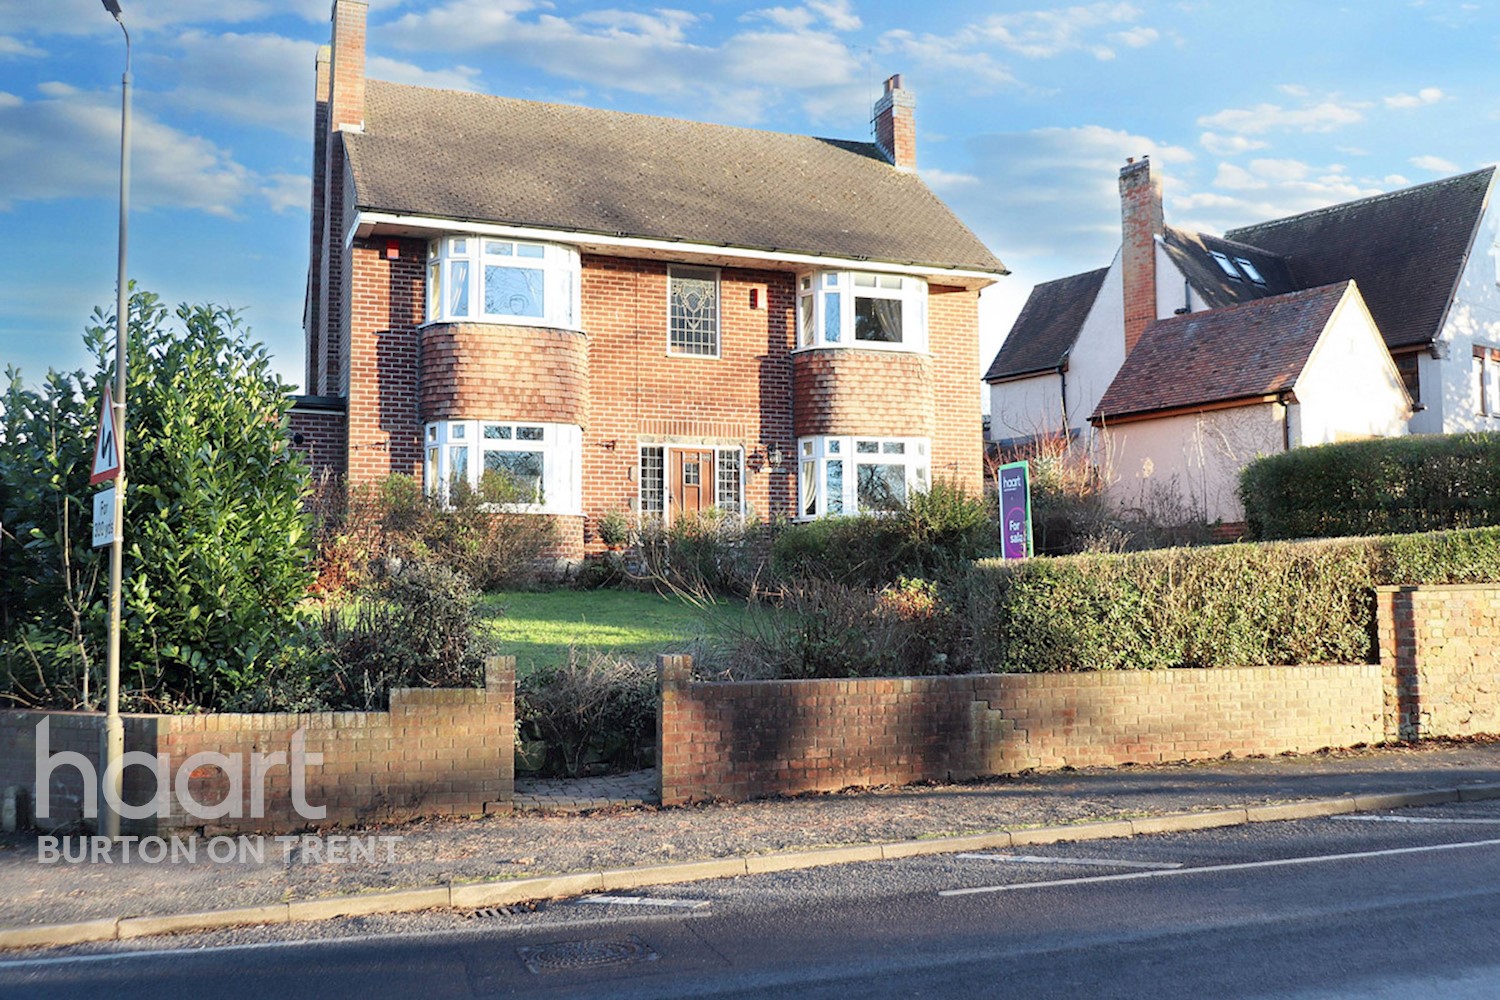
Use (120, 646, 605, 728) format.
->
(517, 935, 659, 975)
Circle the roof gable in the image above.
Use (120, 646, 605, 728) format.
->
(983, 267, 1108, 382)
(344, 80, 1004, 275)
(1225, 167, 1495, 350)
(1092, 282, 1353, 422)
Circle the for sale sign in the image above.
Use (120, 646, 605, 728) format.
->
(997, 460, 1032, 560)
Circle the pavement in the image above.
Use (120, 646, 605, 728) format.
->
(2, 737, 1500, 950)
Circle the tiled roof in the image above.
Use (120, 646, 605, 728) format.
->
(1161, 227, 1297, 308)
(1092, 282, 1353, 422)
(983, 267, 1108, 382)
(343, 80, 1005, 275)
(1225, 167, 1495, 350)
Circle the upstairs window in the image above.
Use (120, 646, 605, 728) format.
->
(1209, 251, 1242, 280)
(796, 270, 927, 351)
(426, 236, 580, 329)
(1234, 257, 1266, 285)
(668, 266, 720, 357)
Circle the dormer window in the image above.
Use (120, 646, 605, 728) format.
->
(796, 270, 928, 352)
(1234, 257, 1266, 285)
(426, 236, 580, 329)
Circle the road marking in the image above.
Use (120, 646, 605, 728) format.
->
(577, 895, 709, 910)
(939, 836, 1500, 897)
(1339, 815, 1500, 825)
(956, 853, 1182, 870)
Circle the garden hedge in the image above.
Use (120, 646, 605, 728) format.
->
(1239, 433, 1500, 540)
(966, 526, 1500, 672)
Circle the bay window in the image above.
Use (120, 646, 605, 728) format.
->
(424, 420, 582, 514)
(796, 270, 927, 351)
(797, 435, 930, 518)
(426, 236, 580, 329)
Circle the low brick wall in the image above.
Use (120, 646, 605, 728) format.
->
(657, 655, 1383, 806)
(0, 658, 515, 835)
(1378, 583, 1500, 739)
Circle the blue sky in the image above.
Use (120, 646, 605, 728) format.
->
(2, 0, 1497, 394)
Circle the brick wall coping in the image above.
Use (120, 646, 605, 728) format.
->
(1375, 582, 1500, 594)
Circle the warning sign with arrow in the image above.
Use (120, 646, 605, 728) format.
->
(90, 386, 121, 486)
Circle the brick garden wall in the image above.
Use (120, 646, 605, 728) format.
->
(0, 659, 515, 835)
(657, 655, 1383, 806)
(1377, 584, 1500, 739)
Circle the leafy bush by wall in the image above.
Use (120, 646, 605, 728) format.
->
(967, 526, 1500, 672)
(1240, 433, 1500, 540)
(516, 651, 656, 777)
(772, 480, 995, 588)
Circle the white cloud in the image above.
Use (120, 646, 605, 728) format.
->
(936, 124, 1193, 260)
(0, 34, 44, 57)
(260, 172, 311, 215)
(1198, 96, 1369, 135)
(1199, 132, 1269, 157)
(971, 2, 1154, 60)
(386, 1, 865, 125)
(880, 29, 1018, 89)
(0, 83, 280, 216)
(921, 167, 981, 190)
(0, 0, 328, 37)
(159, 31, 318, 137)
(1411, 154, 1460, 173)
(366, 56, 485, 93)
(1110, 26, 1159, 47)
(807, 0, 862, 31)
(1384, 87, 1444, 109)
(1177, 159, 1386, 234)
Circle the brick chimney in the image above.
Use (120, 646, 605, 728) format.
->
(329, 0, 367, 132)
(304, 44, 331, 393)
(1119, 155, 1164, 355)
(312, 0, 369, 395)
(873, 74, 916, 171)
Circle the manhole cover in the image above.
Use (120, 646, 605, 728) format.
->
(517, 935, 659, 975)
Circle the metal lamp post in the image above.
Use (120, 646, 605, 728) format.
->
(101, 0, 130, 841)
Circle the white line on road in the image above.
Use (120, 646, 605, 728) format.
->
(939, 836, 1500, 897)
(577, 895, 709, 909)
(1338, 815, 1500, 825)
(956, 853, 1182, 870)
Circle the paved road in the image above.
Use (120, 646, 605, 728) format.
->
(7, 801, 1500, 998)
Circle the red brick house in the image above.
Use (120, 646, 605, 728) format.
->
(293, 0, 1005, 559)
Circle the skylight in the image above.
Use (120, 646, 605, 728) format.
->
(1209, 251, 1242, 280)
(1235, 257, 1267, 285)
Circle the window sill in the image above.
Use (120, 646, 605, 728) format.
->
(420, 317, 585, 335)
(790, 343, 931, 357)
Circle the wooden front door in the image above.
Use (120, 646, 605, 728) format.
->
(670, 449, 715, 519)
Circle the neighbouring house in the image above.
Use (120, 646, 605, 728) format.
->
(290, 0, 1004, 561)
(986, 155, 1498, 522)
(1093, 281, 1410, 523)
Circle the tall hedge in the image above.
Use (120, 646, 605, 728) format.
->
(1240, 433, 1500, 540)
(966, 527, 1500, 672)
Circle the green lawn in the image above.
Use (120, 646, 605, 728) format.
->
(479, 589, 747, 674)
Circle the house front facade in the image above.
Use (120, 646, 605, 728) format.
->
(293, 1, 1004, 560)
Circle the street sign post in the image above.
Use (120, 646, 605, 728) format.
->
(997, 460, 1033, 560)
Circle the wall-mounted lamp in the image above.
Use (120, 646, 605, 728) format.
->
(766, 444, 783, 470)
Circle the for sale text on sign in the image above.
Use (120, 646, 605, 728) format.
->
(997, 460, 1032, 560)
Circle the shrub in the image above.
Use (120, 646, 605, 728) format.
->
(311, 474, 559, 595)
(633, 508, 768, 598)
(1, 292, 314, 710)
(516, 651, 656, 777)
(966, 526, 1500, 672)
(771, 480, 995, 588)
(1240, 433, 1500, 540)
(241, 561, 489, 712)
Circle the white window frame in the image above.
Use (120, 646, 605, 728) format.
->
(667, 266, 721, 358)
(423, 419, 582, 515)
(425, 236, 581, 330)
(1475, 346, 1500, 418)
(795, 270, 928, 352)
(637, 444, 745, 521)
(796, 435, 930, 520)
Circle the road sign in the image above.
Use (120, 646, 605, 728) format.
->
(997, 460, 1033, 560)
(92, 486, 118, 548)
(90, 386, 121, 485)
